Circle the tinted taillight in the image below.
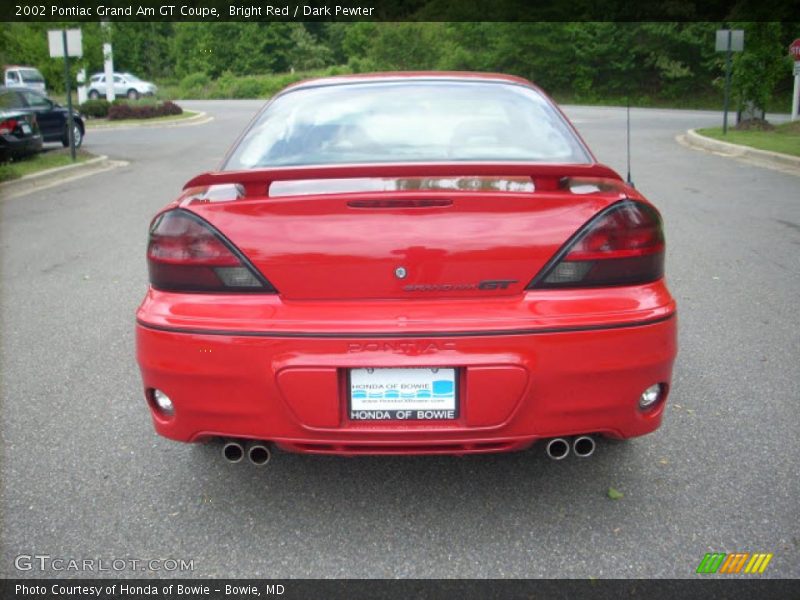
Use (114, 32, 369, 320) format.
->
(147, 210, 275, 293)
(529, 200, 665, 288)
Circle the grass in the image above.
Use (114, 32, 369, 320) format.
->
(696, 121, 800, 157)
(85, 109, 199, 128)
(0, 149, 94, 183)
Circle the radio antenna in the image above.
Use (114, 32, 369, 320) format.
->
(626, 99, 634, 188)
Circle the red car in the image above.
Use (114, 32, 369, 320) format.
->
(136, 72, 677, 463)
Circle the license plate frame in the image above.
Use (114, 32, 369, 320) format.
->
(348, 367, 458, 421)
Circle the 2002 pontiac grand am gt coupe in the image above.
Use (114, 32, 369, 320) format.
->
(135, 72, 677, 463)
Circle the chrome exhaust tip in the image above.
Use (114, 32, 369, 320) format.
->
(545, 438, 570, 460)
(222, 440, 245, 463)
(247, 443, 271, 466)
(573, 436, 596, 458)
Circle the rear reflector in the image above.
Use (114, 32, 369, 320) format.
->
(147, 210, 275, 293)
(530, 200, 665, 289)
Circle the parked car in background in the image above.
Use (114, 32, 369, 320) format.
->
(0, 107, 42, 161)
(0, 86, 84, 148)
(88, 72, 157, 100)
(3, 66, 47, 93)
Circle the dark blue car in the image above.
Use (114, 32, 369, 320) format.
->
(0, 86, 84, 149)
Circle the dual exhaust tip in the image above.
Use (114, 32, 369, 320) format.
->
(223, 437, 593, 463)
(545, 436, 595, 460)
(222, 440, 271, 466)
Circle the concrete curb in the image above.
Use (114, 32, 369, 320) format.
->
(682, 129, 800, 171)
(86, 111, 212, 132)
(0, 155, 129, 200)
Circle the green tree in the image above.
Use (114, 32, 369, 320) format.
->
(287, 25, 333, 71)
(731, 22, 790, 118)
(110, 22, 174, 79)
(234, 23, 297, 74)
(172, 23, 215, 77)
(363, 23, 445, 71)
(341, 22, 378, 72)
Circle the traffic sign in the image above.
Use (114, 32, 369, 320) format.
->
(716, 30, 744, 52)
(48, 29, 82, 58)
(790, 39, 800, 61)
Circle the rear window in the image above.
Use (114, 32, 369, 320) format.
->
(0, 91, 25, 109)
(224, 80, 591, 169)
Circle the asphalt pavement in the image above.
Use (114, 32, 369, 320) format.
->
(1, 101, 798, 578)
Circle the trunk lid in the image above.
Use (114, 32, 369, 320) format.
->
(181, 165, 629, 301)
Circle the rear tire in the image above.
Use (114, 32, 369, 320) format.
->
(127, 88, 139, 100)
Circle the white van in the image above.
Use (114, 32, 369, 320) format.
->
(4, 66, 47, 93)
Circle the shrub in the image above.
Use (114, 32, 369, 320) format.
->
(229, 77, 267, 99)
(107, 101, 183, 120)
(79, 99, 111, 118)
(180, 72, 211, 97)
(211, 70, 239, 99)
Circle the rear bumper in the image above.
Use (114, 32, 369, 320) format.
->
(0, 133, 42, 159)
(136, 288, 677, 454)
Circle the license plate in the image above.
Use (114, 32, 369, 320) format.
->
(349, 367, 457, 421)
(20, 122, 31, 134)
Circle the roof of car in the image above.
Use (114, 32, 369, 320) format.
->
(281, 71, 538, 94)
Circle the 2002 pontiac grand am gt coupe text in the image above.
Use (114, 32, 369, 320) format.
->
(135, 72, 677, 462)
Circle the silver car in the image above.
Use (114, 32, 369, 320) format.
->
(87, 72, 157, 100)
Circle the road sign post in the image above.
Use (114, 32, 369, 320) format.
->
(48, 29, 82, 161)
(790, 39, 800, 122)
(715, 29, 744, 135)
(61, 30, 76, 160)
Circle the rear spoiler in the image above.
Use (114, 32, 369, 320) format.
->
(183, 163, 624, 197)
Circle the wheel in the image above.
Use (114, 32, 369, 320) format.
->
(88, 89, 100, 100)
(62, 123, 83, 149)
(127, 88, 139, 100)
